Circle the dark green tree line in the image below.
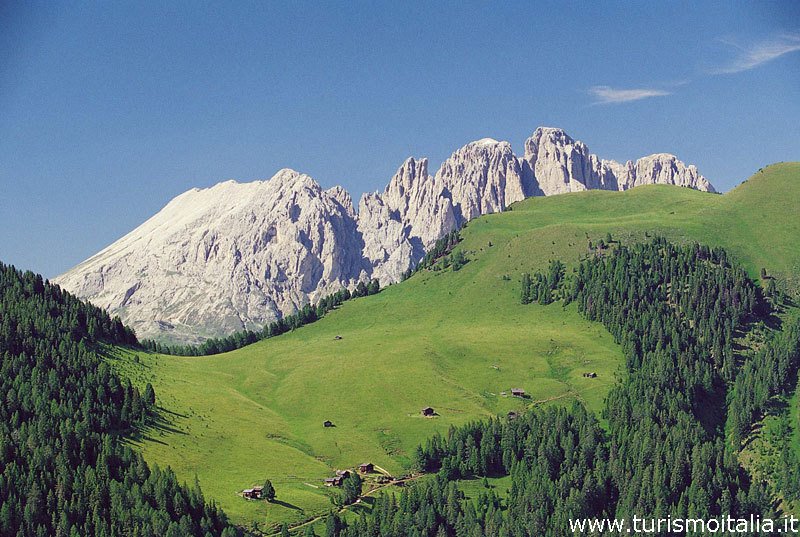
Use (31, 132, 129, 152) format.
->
(728, 317, 800, 446)
(401, 229, 462, 280)
(0, 262, 239, 537)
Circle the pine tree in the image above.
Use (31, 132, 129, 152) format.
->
(262, 480, 276, 502)
(144, 383, 156, 407)
(520, 273, 532, 304)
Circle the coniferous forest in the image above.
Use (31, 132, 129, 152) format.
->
(3, 236, 800, 536)
(327, 239, 800, 537)
(0, 262, 239, 537)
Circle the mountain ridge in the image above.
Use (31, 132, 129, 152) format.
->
(55, 127, 716, 343)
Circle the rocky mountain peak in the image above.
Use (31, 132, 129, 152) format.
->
(522, 129, 715, 195)
(267, 168, 324, 194)
(630, 153, 712, 191)
(325, 185, 356, 217)
(384, 157, 430, 201)
(469, 137, 503, 148)
(56, 127, 716, 344)
(529, 126, 575, 144)
(434, 137, 527, 221)
(55, 168, 366, 344)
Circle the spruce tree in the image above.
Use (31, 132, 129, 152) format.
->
(263, 479, 276, 501)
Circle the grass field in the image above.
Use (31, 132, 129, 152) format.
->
(111, 163, 800, 530)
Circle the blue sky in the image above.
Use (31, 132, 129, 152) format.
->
(1, 1, 798, 278)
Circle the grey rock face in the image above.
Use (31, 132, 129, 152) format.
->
(358, 139, 529, 283)
(55, 128, 715, 343)
(522, 127, 715, 195)
(55, 170, 367, 344)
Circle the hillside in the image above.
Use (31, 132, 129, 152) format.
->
(0, 263, 238, 536)
(114, 163, 800, 529)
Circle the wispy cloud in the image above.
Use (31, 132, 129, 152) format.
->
(588, 85, 671, 105)
(712, 33, 800, 74)
(587, 32, 799, 105)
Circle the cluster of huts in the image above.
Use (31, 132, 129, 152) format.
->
(324, 470, 350, 487)
(324, 463, 375, 487)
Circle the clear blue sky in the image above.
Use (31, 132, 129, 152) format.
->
(1, 1, 798, 278)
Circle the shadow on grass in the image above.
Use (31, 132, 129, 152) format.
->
(148, 407, 189, 436)
(125, 405, 189, 447)
(271, 499, 302, 511)
(159, 406, 189, 419)
(99, 345, 191, 445)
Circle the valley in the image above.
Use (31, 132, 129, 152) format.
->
(5, 7, 799, 536)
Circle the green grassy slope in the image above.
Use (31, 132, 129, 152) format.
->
(115, 163, 800, 529)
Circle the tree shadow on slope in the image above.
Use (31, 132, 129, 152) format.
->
(126, 406, 189, 446)
(270, 499, 303, 511)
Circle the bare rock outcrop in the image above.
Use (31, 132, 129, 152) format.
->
(359, 139, 530, 282)
(522, 127, 715, 195)
(55, 169, 367, 344)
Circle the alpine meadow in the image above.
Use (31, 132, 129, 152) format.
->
(3, 4, 800, 536)
(95, 164, 800, 532)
